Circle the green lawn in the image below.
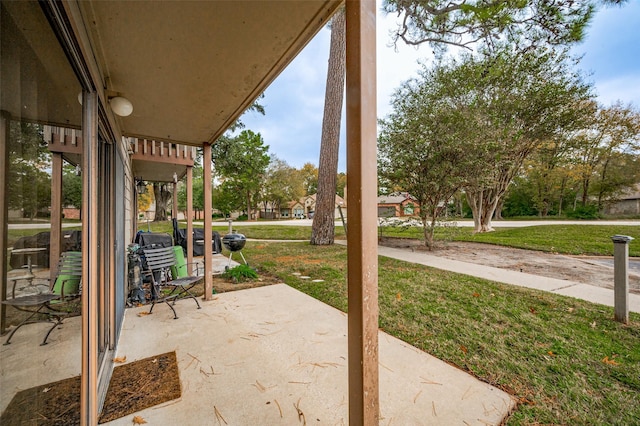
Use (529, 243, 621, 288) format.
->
(242, 241, 640, 425)
(455, 225, 640, 256)
(140, 220, 344, 240)
(379, 224, 640, 257)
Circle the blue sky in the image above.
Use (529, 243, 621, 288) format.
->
(240, 0, 640, 173)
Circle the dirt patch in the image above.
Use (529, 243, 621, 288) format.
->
(179, 272, 280, 296)
(274, 255, 322, 264)
(379, 237, 640, 294)
(210, 275, 278, 293)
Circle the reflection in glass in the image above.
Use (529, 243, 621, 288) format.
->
(1, 1, 83, 422)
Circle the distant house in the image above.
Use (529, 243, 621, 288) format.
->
(377, 192, 420, 217)
(255, 200, 278, 219)
(281, 200, 305, 219)
(603, 184, 640, 215)
(281, 194, 346, 219)
(63, 207, 81, 220)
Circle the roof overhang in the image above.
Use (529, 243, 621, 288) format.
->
(81, 0, 342, 147)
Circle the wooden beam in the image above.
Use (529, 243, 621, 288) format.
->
(50, 152, 63, 282)
(81, 91, 99, 426)
(186, 166, 194, 269)
(345, 1, 379, 424)
(48, 129, 82, 155)
(130, 139, 195, 166)
(203, 143, 213, 300)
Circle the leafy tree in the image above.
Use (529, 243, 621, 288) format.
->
(62, 163, 82, 208)
(312, 7, 346, 245)
(501, 176, 539, 217)
(572, 102, 640, 207)
(299, 162, 319, 195)
(211, 130, 270, 220)
(485, 102, 640, 217)
(523, 102, 593, 217)
(379, 65, 476, 248)
(592, 151, 640, 210)
(440, 47, 591, 231)
(177, 164, 204, 214)
(262, 156, 304, 217)
(336, 172, 347, 198)
(383, 0, 627, 54)
(213, 180, 245, 217)
(378, 0, 626, 229)
(7, 121, 51, 218)
(137, 183, 153, 214)
(8, 161, 52, 218)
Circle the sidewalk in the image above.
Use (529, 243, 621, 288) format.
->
(353, 242, 640, 313)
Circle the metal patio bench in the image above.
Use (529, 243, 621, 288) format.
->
(141, 246, 202, 319)
(2, 251, 82, 345)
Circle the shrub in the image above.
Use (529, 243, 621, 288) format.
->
(566, 205, 601, 219)
(222, 264, 258, 282)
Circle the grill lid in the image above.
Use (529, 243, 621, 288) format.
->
(222, 233, 246, 252)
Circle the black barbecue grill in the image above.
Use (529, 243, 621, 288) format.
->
(222, 233, 247, 269)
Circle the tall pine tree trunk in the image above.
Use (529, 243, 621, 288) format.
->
(311, 8, 346, 245)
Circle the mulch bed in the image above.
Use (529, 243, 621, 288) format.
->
(0, 351, 181, 425)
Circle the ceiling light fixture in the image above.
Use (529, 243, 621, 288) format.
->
(79, 90, 133, 117)
(109, 96, 133, 117)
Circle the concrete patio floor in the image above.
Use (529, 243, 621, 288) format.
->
(105, 284, 514, 425)
(1, 283, 516, 425)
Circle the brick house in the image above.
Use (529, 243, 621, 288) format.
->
(377, 192, 420, 217)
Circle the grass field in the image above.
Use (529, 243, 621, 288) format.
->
(242, 241, 640, 425)
(453, 225, 640, 256)
(375, 223, 640, 257)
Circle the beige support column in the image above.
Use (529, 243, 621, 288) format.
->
(345, 1, 379, 424)
(0, 112, 9, 334)
(186, 166, 194, 269)
(81, 91, 99, 425)
(50, 152, 63, 281)
(203, 143, 213, 300)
